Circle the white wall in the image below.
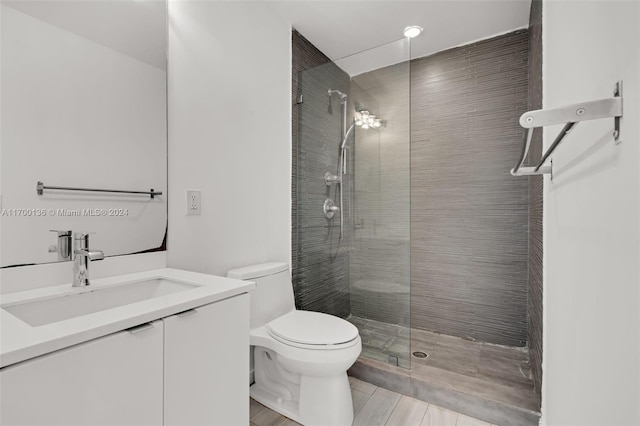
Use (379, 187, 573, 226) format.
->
(542, 1, 640, 424)
(167, 1, 291, 276)
(1, 5, 167, 267)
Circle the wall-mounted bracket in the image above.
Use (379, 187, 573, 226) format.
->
(613, 81, 622, 144)
(511, 80, 623, 177)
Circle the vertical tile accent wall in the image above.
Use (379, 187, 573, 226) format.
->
(291, 30, 351, 317)
(292, 30, 328, 285)
(527, 0, 544, 397)
(410, 31, 530, 346)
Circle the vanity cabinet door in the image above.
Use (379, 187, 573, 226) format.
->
(0, 321, 164, 426)
(163, 293, 250, 426)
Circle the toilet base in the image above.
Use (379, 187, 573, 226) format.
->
(251, 374, 354, 426)
(252, 347, 354, 426)
(251, 384, 300, 423)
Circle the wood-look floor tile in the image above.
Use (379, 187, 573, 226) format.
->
(352, 388, 373, 417)
(250, 398, 265, 418)
(421, 405, 459, 426)
(251, 405, 282, 426)
(349, 376, 360, 388)
(455, 414, 492, 426)
(353, 387, 401, 426)
(385, 395, 429, 426)
(274, 416, 301, 426)
(352, 377, 378, 396)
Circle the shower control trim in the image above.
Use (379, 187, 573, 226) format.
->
(324, 171, 341, 186)
(323, 199, 339, 219)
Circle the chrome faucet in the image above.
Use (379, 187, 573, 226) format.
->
(72, 233, 105, 287)
(48, 230, 73, 261)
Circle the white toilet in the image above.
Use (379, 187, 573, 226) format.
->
(227, 262, 362, 426)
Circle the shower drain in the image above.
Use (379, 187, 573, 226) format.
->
(412, 351, 429, 359)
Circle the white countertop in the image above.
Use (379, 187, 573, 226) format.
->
(0, 268, 254, 368)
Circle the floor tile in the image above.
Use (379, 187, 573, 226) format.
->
(456, 414, 492, 426)
(353, 387, 401, 426)
(352, 388, 374, 417)
(250, 405, 282, 426)
(351, 377, 378, 396)
(250, 398, 265, 418)
(251, 369, 533, 426)
(349, 316, 539, 416)
(274, 417, 301, 426)
(421, 404, 459, 426)
(349, 376, 360, 388)
(385, 395, 429, 426)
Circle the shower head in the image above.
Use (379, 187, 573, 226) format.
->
(328, 89, 348, 103)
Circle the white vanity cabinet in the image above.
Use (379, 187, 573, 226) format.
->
(0, 293, 250, 426)
(164, 293, 250, 426)
(0, 320, 164, 426)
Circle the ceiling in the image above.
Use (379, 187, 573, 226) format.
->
(2, 0, 167, 70)
(267, 0, 532, 75)
(3, 0, 531, 75)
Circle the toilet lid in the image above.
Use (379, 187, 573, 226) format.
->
(266, 311, 359, 346)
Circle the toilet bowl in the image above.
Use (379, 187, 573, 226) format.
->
(227, 262, 362, 426)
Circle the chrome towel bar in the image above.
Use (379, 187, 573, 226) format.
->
(511, 81, 623, 177)
(36, 181, 162, 199)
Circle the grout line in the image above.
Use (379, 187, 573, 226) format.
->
(354, 387, 376, 418)
(378, 388, 402, 426)
(382, 395, 406, 426)
(423, 405, 431, 425)
(416, 400, 430, 425)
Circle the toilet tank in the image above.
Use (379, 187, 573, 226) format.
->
(227, 262, 295, 329)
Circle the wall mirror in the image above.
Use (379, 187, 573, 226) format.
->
(0, 0, 168, 268)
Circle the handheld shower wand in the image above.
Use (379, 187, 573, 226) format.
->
(328, 89, 349, 239)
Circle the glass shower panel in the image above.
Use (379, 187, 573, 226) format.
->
(338, 39, 411, 368)
(295, 38, 411, 368)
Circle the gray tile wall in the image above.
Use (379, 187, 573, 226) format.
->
(410, 31, 530, 346)
(292, 31, 351, 317)
(527, 0, 544, 397)
(292, 30, 532, 347)
(292, 30, 328, 291)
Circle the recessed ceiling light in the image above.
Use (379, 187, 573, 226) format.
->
(403, 26, 423, 38)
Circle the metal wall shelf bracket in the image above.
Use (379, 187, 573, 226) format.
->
(511, 81, 623, 177)
(36, 181, 162, 199)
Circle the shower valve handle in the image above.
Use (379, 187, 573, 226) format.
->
(323, 199, 340, 219)
(324, 171, 341, 186)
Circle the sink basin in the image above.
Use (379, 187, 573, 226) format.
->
(3, 279, 200, 327)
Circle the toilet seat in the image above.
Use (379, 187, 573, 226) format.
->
(266, 310, 359, 350)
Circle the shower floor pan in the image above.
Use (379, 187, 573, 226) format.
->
(347, 316, 541, 426)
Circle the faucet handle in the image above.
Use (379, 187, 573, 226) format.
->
(74, 232, 96, 240)
(50, 230, 72, 236)
(74, 232, 96, 253)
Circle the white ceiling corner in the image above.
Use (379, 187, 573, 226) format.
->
(2, 0, 167, 70)
(267, 0, 532, 75)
